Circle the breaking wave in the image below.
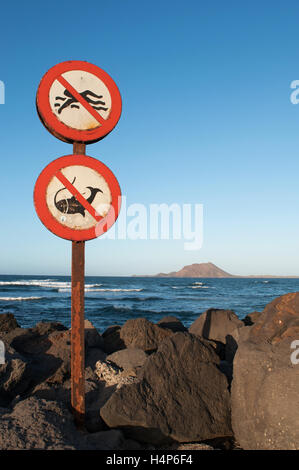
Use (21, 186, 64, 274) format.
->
(0, 296, 43, 301)
(58, 287, 143, 293)
(0, 280, 102, 290)
(189, 285, 209, 289)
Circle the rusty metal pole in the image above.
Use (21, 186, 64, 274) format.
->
(71, 142, 86, 428)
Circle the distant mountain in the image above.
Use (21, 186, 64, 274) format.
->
(136, 262, 299, 278)
(153, 262, 235, 278)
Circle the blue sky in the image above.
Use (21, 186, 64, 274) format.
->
(1, 1, 299, 276)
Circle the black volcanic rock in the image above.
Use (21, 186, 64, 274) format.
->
(120, 318, 173, 352)
(0, 314, 19, 333)
(231, 292, 299, 450)
(102, 326, 125, 354)
(189, 309, 244, 344)
(0, 396, 131, 450)
(0, 347, 32, 405)
(157, 316, 187, 332)
(242, 311, 260, 326)
(101, 332, 232, 444)
(106, 348, 147, 371)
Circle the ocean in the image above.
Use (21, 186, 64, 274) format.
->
(0, 275, 298, 332)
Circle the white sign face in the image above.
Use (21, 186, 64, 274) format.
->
(49, 70, 112, 130)
(46, 165, 112, 230)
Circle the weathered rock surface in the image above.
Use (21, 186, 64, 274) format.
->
(1, 321, 69, 358)
(102, 325, 125, 354)
(157, 316, 187, 332)
(0, 347, 32, 405)
(79, 359, 141, 431)
(0, 313, 19, 333)
(189, 309, 244, 345)
(159, 442, 214, 450)
(82, 429, 140, 450)
(101, 332, 232, 444)
(95, 360, 139, 388)
(31, 365, 106, 434)
(231, 292, 299, 450)
(225, 326, 251, 363)
(242, 311, 260, 326)
(84, 319, 103, 349)
(0, 318, 106, 411)
(106, 348, 147, 371)
(250, 292, 299, 343)
(0, 396, 136, 450)
(33, 321, 68, 336)
(4, 297, 298, 452)
(1, 319, 105, 397)
(0, 397, 78, 449)
(85, 346, 106, 369)
(120, 318, 173, 352)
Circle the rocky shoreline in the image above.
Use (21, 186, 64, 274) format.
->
(0, 292, 298, 450)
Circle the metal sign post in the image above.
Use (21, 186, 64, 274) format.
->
(34, 60, 122, 427)
(71, 238, 85, 426)
(72, 142, 86, 427)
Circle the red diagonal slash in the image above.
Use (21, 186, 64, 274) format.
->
(55, 170, 103, 222)
(57, 75, 107, 125)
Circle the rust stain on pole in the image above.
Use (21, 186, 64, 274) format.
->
(71, 141, 86, 428)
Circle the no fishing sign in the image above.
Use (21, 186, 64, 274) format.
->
(34, 155, 121, 241)
(34, 60, 123, 428)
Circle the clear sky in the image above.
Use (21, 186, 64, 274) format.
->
(1, 0, 299, 276)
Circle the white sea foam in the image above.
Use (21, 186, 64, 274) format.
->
(193, 282, 204, 285)
(172, 284, 209, 289)
(0, 280, 70, 289)
(59, 287, 142, 293)
(189, 286, 209, 289)
(0, 280, 102, 290)
(0, 296, 43, 301)
(88, 288, 143, 292)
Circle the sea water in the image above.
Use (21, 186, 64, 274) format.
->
(0, 275, 298, 332)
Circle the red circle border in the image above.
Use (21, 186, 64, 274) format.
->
(36, 61, 122, 144)
(34, 155, 121, 241)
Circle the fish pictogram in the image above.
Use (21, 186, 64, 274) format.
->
(54, 177, 103, 217)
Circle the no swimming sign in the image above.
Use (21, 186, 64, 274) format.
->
(36, 60, 122, 143)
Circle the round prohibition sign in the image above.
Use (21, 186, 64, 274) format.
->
(34, 155, 121, 241)
(36, 61, 122, 143)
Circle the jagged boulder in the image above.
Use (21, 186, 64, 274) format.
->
(0, 396, 135, 450)
(242, 311, 260, 326)
(0, 347, 32, 405)
(189, 309, 244, 344)
(231, 292, 299, 450)
(157, 316, 187, 332)
(84, 319, 103, 349)
(101, 332, 232, 445)
(106, 348, 147, 371)
(0, 397, 78, 449)
(0, 320, 106, 405)
(102, 325, 125, 354)
(120, 318, 172, 352)
(189, 309, 244, 360)
(0, 314, 19, 333)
